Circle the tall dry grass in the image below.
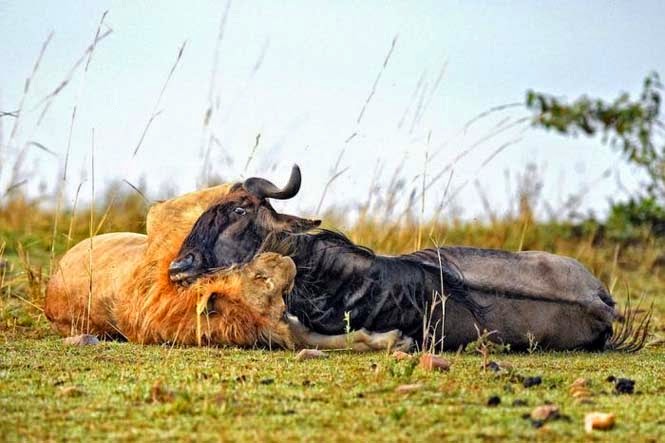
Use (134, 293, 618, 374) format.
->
(0, 15, 662, 345)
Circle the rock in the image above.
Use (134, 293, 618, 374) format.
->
(392, 351, 412, 361)
(585, 412, 616, 433)
(296, 349, 328, 361)
(63, 334, 100, 346)
(395, 384, 423, 394)
(487, 395, 501, 407)
(530, 405, 559, 422)
(419, 353, 450, 372)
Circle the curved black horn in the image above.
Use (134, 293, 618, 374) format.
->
(243, 164, 302, 200)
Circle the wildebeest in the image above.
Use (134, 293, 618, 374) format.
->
(170, 165, 650, 351)
(45, 185, 410, 351)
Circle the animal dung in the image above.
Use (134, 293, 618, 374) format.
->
(487, 395, 501, 407)
(613, 378, 635, 394)
(392, 350, 412, 361)
(395, 384, 423, 394)
(63, 334, 100, 346)
(296, 349, 328, 361)
(419, 353, 451, 372)
(522, 376, 542, 388)
(584, 412, 616, 433)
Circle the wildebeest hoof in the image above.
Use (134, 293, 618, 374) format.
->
(63, 334, 100, 346)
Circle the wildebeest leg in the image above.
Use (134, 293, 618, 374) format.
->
(285, 315, 413, 351)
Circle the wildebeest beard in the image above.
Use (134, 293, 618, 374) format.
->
(257, 229, 484, 342)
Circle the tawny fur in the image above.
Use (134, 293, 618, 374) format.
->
(45, 184, 297, 348)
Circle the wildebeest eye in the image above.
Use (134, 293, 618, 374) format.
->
(233, 207, 247, 216)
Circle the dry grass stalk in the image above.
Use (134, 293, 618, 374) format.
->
(356, 34, 398, 125)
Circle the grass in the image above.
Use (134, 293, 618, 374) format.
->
(1, 340, 664, 441)
(1, 189, 664, 441)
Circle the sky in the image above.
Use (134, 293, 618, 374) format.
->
(1, 1, 664, 222)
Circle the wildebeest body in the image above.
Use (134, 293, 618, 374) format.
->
(269, 231, 615, 351)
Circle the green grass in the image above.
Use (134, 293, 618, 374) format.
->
(1, 337, 664, 441)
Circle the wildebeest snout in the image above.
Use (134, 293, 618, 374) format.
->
(169, 253, 200, 283)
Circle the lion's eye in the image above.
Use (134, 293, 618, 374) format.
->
(254, 272, 266, 279)
(234, 207, 247, 216)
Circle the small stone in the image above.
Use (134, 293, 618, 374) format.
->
(395, 384, 423, 394)
(296, 349, 328, 361)
(530, 405, 559, 422)
(260, 378, 274, 385)
(585, 412, 616, 433)
(522, 376, 542, 388)
(392, 351, 412, 361)
(63, 334, 100, 346)
(487, 395, 501, 407)
(419, 353, 450, 372)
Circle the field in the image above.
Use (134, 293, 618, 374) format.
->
(1, 194, 664, 441)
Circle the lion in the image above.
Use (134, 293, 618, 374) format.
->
(45, 185, 410, 351)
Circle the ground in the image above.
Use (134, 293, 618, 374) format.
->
(1, 206, 665, 441)
(1, 331, 664, 441)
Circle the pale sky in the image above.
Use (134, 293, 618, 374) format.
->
(1, 1, 664, 221)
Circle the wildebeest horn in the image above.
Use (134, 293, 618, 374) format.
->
(243, 164, 302, 200)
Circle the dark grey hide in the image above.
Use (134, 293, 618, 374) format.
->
(268, 231, 615, 351)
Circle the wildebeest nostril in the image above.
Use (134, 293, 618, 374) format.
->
(169, 254, 194, 275)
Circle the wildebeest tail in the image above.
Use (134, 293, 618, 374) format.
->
(605, 294, 653, 352)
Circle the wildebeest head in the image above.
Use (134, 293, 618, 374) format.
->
(169, 165, 320, 283)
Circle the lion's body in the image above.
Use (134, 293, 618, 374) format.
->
(45, 232, 146, 338)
